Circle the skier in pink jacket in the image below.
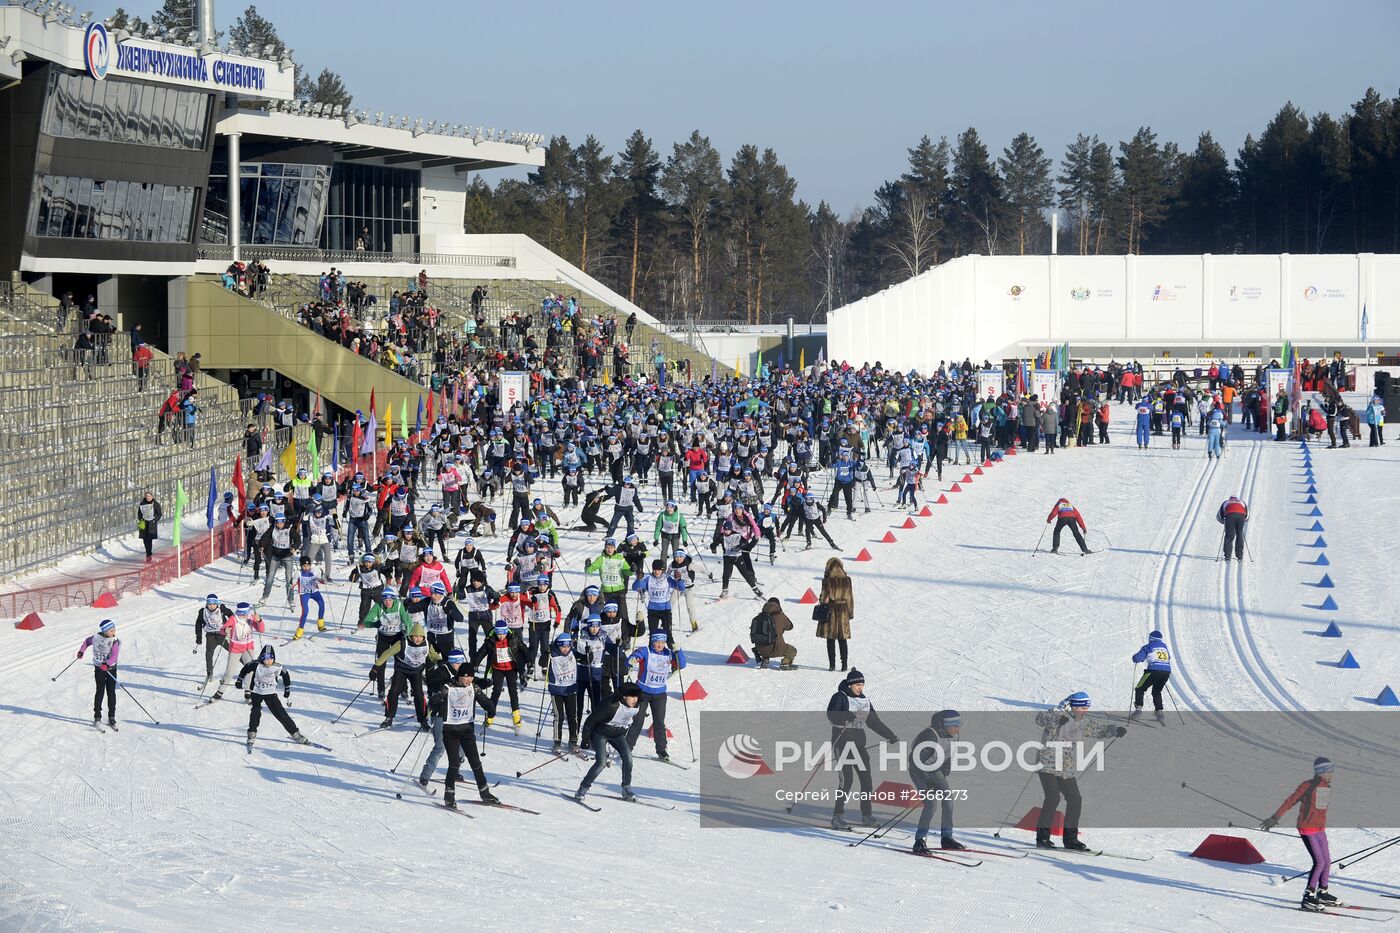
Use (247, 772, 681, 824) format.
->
(211, 603, 265, 701)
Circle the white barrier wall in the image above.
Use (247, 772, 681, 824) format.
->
(828, 253, 1400, 367)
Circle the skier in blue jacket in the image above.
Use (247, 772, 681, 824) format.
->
(827, 447, 857, 518)
(624, 630, 686, 761)
(632, 559, 686, 646)
(1134, 399, 1152, 449)
(1130, 630, 1172, 721)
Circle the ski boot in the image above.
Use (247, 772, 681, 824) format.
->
(573, 788, 588, 802)
(1128, 709, 1142, 720)
(291, 732, 310, 745)
(718, 588, 729, 599)
(511, 709, 522, 728)
(568, 743, 582, 759)
(1301, 889, 1323, 912)
(316, 618, 327, 632)
(1154, 710, 1166, 724)
(246, 729, 256, 748)
(831, 814, 853, 831)
(657, 751, 670, 762)
(690, 619, 699, 632)
(941, 837, 967, 851)
(1035, 829, 1056, 849)
(380, 717, 393, 729)
(93, 712, 101, 724)
(417, 776, 430, 790)
(857, 813, 881, 829)
(444, 793, 457, 810)
(751, 585, 763, 598)
(292, 628, 304, 641)
(1061, 829, 1090, 851)
(107, 718, 118, 729)
(912, 837, 930, 855)
(1316, 889, 1340, 907)
(478, 785, 499, 805)
(212, 690, 224, 702)
(551, 742, 562, 755)
(1050, 548, 1059, 554)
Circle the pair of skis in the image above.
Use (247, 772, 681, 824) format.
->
(563, 792, 675, 813)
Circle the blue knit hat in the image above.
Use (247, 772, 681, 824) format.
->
(1066, 691, 1091, 708)
(1313, 756, 1334, 775)
(99, 619, 115, 634)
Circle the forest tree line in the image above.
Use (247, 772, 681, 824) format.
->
(463, 89, 1400, 326)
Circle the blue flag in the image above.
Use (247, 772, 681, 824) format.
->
(415, 396, 424, 438)
(256, 443, 273, 473)
(332, 423, 341, 472)
(205, 465, 218, 530)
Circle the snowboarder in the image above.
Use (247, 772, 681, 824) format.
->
(76, 619, 120, 726)
(1046, 497, 1090, 555)
(908, 709, 967, 852)
(234, 645, 310, 748)
(574, 682, 643, 801)
(827, 669, 898, 830)
(1131, 630, 1172, 721)
(1261, 757, 1338, 911)
(1032, 692, 1125, 849)
(624, 629, 686, 761)
(1216, 495, 1248, 561)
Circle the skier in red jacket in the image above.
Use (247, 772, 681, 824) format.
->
(1261, 757, 1336, 912)
(1046, 498, 1089, 555)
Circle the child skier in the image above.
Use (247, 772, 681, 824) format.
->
(1261, 757, 1337, 911)
(234, 645, 310, 749)
(76, 619, 120, 727)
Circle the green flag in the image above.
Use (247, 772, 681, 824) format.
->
(308, 430, 320, 478)
(400, 398, 409, 441)
(172, 479, 189, 547)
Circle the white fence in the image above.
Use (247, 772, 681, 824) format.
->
(828, 253, 1400, 369)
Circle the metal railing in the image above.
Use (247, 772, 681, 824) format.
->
(198, 244, 516, 269)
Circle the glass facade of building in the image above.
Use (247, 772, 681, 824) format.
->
(41, 70, 210, 150)
(322, 162, 419, 252)
(26, 175, 197, 242)
(207, 162, 331, 247)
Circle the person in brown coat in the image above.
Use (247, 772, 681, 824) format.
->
(751, 597, 795, 669)
(818, 557, 854, 671)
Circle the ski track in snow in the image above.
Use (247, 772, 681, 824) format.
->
(1, 409, 1397, 932)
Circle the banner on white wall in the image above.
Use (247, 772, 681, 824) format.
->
(1032, 370, 1062, 404)
(977, 370, 1005, 400)
(1265, 368, 1291, 410)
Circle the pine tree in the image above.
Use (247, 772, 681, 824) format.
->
(295, 69, 353, 109)
(998, 132, 1053, 254)
(901, 135, 950, 262)
(1057, 134, 1095, 255)
(661, 131, 723, 319)
(528, 136, 577, 257)
(1171, 132, 1235, 253)
(614, 130, 663, 304)
(947, 128, 1006, 255)
(1117, 127, 1170, 254)
(228, 5, 286, 58)
(571, 136, 615, 275)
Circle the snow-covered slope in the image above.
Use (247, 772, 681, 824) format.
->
(3, 408, 1397, 932)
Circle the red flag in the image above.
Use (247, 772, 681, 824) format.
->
(369, 387, 376, 420)
(351, 419, 364, 473)
(231, 454, 246, 515)
(313, 388, 323, 419)
(426, 391, 435, 427)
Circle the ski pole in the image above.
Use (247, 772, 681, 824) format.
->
(390, 726, 423, 773)
(1127, 664, 1139, 716)
(479, 706, 489, 757)
(850, 804, 916, 848)
(335, 590, 353, 631)
(332, 678, 373, 724)
(1243, 537, 1255, 564)
(1215, 528, 1225, 563)
(1164, 685, 1186, 725)
(1032, 525, 1048, 557)
(1180, 781, 1268, 823)
(992, 771, 1036, 838)
(1336, 834, 1400, 871)
(106, 669, 159, 724)
(675, 661, 697, 763)
(514, 752, 568, 780)
(391, 730, 431, 799)
(50, 656, 80, 682)
(532, 683, 552, 752)
(784, 725, 847, 813)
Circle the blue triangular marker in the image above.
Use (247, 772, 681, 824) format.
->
(1338, 650, 1359, 669)
(1377, 686, 1400, 707)
(1314, 574, 1335, 588)
(1308, 507, 1323, 517)
(1307, 536, 1327, 548)
(1310, 553, 1330, 566)
(1320, 622, 1342, 637)
(1312, 596, 1339, 611)
(1308, 521, 1324, 532)
(1303, 495, 1317, 504)
(1305, 485, 1318, 494)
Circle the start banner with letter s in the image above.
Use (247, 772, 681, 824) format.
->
(499, 371, 529, 414)
(976, 370, 1004, 400)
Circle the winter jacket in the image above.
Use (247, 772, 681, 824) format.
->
(1271, 776, 1331, 834)
(818, 571, 854, 640)
(1034, 707, 1119, 778)
(1132, 635, 1172, 672)
(826, 683, 897, 741)
(753, 597, 793, 655)
(1047, 500, 1085, 530)
(221, 614, 265, 654)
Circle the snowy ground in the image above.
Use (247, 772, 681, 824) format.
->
(2, 403, 1398, 932)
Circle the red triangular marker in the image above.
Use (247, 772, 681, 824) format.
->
(982, 459, 994, 468)
(855, 548, 873, 561)
(682, 680, 708, 700)
(798, 588, 818, 604)
(901, 517, 917, 529)
(950, 483, 962, 493)
(973, 467, 984, 475)
(92, 592, 118, 609)
(934, 495, 948, 505)
(880, 531, 897, 543)
(918, 505, 933, 516)
(1008, 447, 1018, 456)
(646, 725, 676, 738)
(961, 474, 973, 483)
(15, 612, 43, 630)
(727, 645, 750, 664)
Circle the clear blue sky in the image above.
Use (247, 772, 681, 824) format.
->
(134, 0, 1398, 213)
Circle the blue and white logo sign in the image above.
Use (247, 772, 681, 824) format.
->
(83, 22, 110, 80)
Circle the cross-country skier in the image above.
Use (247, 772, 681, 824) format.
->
(234, 645, 310, 748)
(193, 593, 234, 685)
(419, 647, 467, 789)
(546, 631, 582, 754)
(361, 587, 410, 701)
(907, 709, 967, 853)
(574, 681, 644, 802)
(1261, 757, 1337, 911)
(1134, 398, 1152, 448)
(1032, 692, 1125, 849)
(259, 513, 301, 607)
(652, 499, 687, 564)
(292, 556, 327, 640)
(1130, 630, 1172, 722)
(77, 619, 120, 727)
(1217, 495, 1248, 561)
(470, 621, 525, 730)
(633, 558, 685, 645)
(827, 669, 897, 830)
(1046, 497, 1090, 555)
(373, 622, 438, 729)
(211, 603, 265, 701)
(718, 510, 763, 599)
(425, 663, 498, 809)
(625, 629, 686, 761)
